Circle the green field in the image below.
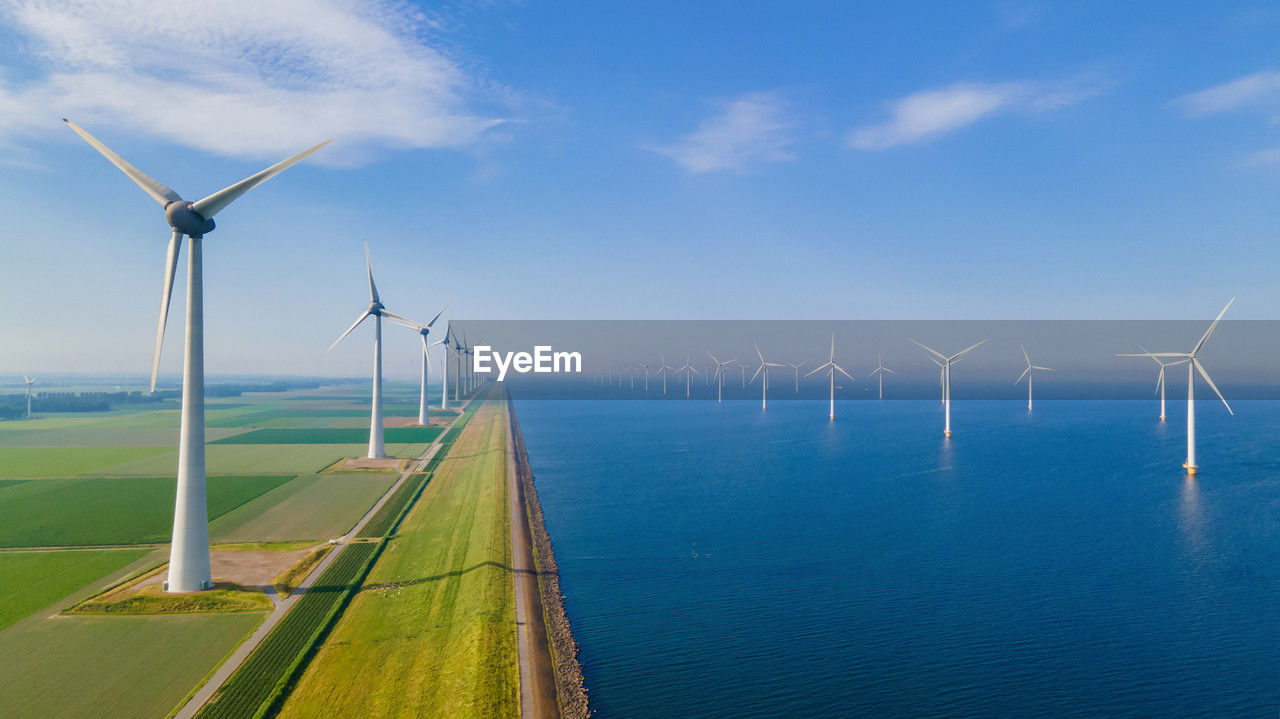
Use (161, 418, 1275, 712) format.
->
(90, 444, 365, 475)
(0, 446, 173, 478)
(279, 402, 518, 718)
(210, 473, 399, 542)
(0, 475, 293, 546)
(0, 612, 263, 718)
(0, 548, 151, 629)
(212, 426, 443, 445)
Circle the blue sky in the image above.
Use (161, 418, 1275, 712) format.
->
(2, 1, 1280, 378)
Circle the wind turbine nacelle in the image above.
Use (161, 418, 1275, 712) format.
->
(165, 201, 216, 237)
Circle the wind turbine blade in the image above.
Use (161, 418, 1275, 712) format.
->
(421, 335, 434, 372)
(805, 364, 828, 378)
(1014, 367, 1030, 385)
(364, 242, 380, 303)
(884, 367, 897, 374)
(1155, 368, 1163, 396)
(911, 339, 946, 361)
(1032, 366, 1054, 371)
(1193, 358, 1233, 415)
(1021, 344, 1030, 365)
(63, 120, 183, 207)
(150, 230, 182, 392)
(829, 332, 836, 362)
(834, 364, 856, 382)
(1192, 297, 1235, 355)
(707, 350, 720, 364)
(326, 310, 371, 353)
(190, 138, 331, 219)
(754, 342, 765, 364)
(381, 310, 419, 328)
(950, 339, 988, 361)
(426, 301, 452, 329)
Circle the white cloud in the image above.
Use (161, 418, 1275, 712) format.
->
(0, 0, 505, 165)
(651, 92, 796, 173)
(1174, 71, 1280, 116)
(848, 78, 1102, 151)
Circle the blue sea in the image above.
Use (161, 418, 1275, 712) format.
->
(514, 399, 1280, 718)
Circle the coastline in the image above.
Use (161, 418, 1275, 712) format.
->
(506, 392, 590, 719)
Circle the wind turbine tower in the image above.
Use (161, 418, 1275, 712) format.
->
(1014, 345, 1054, 411)
(805, 332, 855, 420)
(912, 338, 987, 437)
(867, 352, 895, 399)
(750, 342, 786, 410)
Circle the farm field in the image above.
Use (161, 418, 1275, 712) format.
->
(278, 401, 518, 719)
(0, 548, 150, 629)
(0, 446, 172, 478)
(210, 473, 399, 542)
(0, 475, 293, 547)
(212, 426, 442, 445)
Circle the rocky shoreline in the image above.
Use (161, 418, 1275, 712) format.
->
(507, 395, 590, 718)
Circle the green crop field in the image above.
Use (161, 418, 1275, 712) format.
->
(0, 475, 293, 547)
(0, 427, 244, 448)
(0, 446, 173, 478)
(212, 426, 443, 445)
(0, 612, 263, 719)
(90, 444, 372, 476)
(210, 473, 399, 542)
(278, 402, 518, 718)
(0, 548, 150, 629)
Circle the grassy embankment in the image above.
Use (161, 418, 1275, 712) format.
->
(278, 400, 518, 718)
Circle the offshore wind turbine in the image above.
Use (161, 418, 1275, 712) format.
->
(1127, 345, 1187, 421)
(707, 351, 737, 402)
(65, 119, 328, 593)
(22, 376, 35, 419)
(912, 338, 987, 437)
(653, 355, 675, 395)
(386, 303, 450, 425)
(805, 332, 855, 420)
(1118, 298, 1235, 475)
(867, 352, 895, 399)
(326, 243, 417, 459)
(1014, 345, 1054, 411)
(677, 352, 700, 398)
(788, 361, 807, 393)
(749, 343, 786, 410)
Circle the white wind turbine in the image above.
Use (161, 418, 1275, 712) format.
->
(22, 376, 35, 419)
(326, 244, 418, 459)
(749, 343, 787, 410)
(788, 361, 807, 393)
(66, 120, 327, 594)
(1118, 298, 1235, 475)
(440, 321, 454, 411)
(707, 351, 738, 402)
(805, 332, 855, 420)
(653, 355, 675, 395)
(677, 352, 700, 398)
(1128, 345, 1187, 421)
(639, 362, 651, 392)
(867, 352, 895, 400)
(912, 338, 987, 437)
(1014, 345, 1054, 411)
(386, 303, 451, 425)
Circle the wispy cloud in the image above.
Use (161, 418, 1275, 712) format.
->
(0, 0, 507, 165)
(1174, 70, 1280, 116)
(848, 77, 1104, 151)
(651, 92, 797, 173)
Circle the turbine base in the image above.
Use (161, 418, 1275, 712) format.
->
(1185, 463, 1197, 475)
(944, 430, 952, 437)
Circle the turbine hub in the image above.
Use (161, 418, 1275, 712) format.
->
(165, 201, 215, 237)
(369, 301, 385, 314)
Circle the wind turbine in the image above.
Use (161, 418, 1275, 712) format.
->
(22, 376, 35, 419)
(1014, 345, 1054, 411)
(326, 243, 417, 459)
(639, 362, 651, 392)
(65, 119, 328, 593)
(653, 355, 675, 395)
(1118, 299, 1234, 475)
(707, 352, 738, 402)
(749, 343, 787, 410)
(867, 352, 895, 400)
(912, 338, 987, 437)
(805, 332, 855, 420)
(1125, 345, 1187, 421)
(440, 321, 454, 411)
(386, 303, 450, 425)
(677, 352, 700, 398)
(788, 361, 807, 393)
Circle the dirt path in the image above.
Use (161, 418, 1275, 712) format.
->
(507, 404, 560, 719)
(171, 402, 470, 719)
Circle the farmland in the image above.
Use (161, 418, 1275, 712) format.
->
(0, 446, 172, 478)
(210, 473, 399, 542)
(0, 548, 150, 629)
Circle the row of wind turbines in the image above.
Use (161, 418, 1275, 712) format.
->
(585, 299, 1237, 476)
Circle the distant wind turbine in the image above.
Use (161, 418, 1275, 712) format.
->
(1128, 345, 1187, 421)
(867, 352, 895, 400)
(749, 343, 786, 410)
(788, 361, 807, 392)
(707, 351, 738, 403)
(805, 332, 855, 420)
(386, 302, 450, 425)
(65, 120, 327, 594)
(912, 338, 987, 437)
(1118, 298, 1235, 475)
(23, 376, 35, 419)
(653, 355, 675, 395)
(326, 243, 418, 459)
(1014, 345, 1054, 411)
(677, 352, 700, 398)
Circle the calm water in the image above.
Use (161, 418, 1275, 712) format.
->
(514, 399, 1280, 718)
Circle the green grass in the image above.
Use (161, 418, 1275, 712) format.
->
(0, 548, 150, 629)
(210, 473, 398, 543)
(90, 444, 370, 476)
(0, 427, 243, 448)
(278, 402, 517, 718)
(356, 473, 432, 539)
(69, 582, 272, 615)
(212, 427, 443, 445)
(0, 446, 172, 478)
(0, 475, 294, 547)
(0, 611, 263, 719)
(273, 546, 332, 598)
(196, 542, 382, 719)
